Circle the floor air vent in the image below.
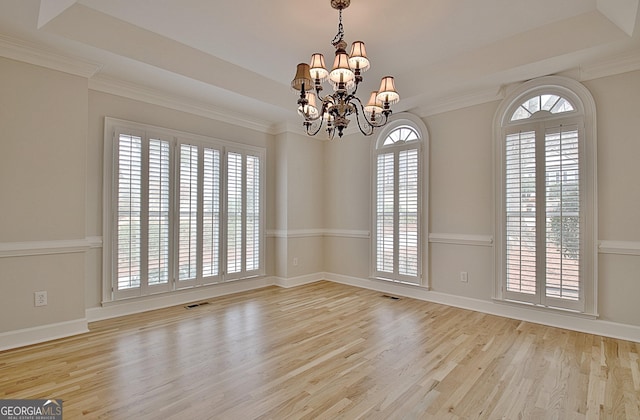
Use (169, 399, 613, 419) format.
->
(185, 302, 210, 309)
(381, 294, 401, 300)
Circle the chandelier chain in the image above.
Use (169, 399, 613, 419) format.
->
(331, 9, 345, 47)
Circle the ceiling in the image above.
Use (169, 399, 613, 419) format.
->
(1, 0, 640, 133)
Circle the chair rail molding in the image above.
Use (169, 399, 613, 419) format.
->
(0, 237, 103, 258)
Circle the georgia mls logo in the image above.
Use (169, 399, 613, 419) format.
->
(0, 399, 62, 420)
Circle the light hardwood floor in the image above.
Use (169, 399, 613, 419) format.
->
(1, 281, 639, 419)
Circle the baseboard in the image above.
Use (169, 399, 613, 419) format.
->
(273, 273, 325, 288)
(0, 318, 89, 352)
(324, 272, 640, 343)
(87, 276, 275, 322)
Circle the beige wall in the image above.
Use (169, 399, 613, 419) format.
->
(323, 70, 640, 328)
(0, 57, 87, 332)
(273, 131, 325, 278)
(426, 102, 496, 299)
(584, 71, 640, 325)
(1, 53, 639, 339)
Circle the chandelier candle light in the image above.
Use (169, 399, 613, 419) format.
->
(291, 0, 400, 139)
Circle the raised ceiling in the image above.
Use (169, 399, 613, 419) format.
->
(1, 0, 639, 133)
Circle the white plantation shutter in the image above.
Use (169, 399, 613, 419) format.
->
(226, 151, 262, 278)
(503, 124, 584, 309)
(373, 125, 421, 284)
(114, 131, 173, 299)
(398, 149, 418, 277)
(117, 134, 142, 290)
(245, 155, 261, 272)
(376, 153, 394, 273)
(178, 144, 199, 282)
(148, 139, 170, 285)
(202, 148, 221, 280)
(227, 152, 243, 275)
(505, 131, 537, 300)
(545, 126, 580, 302)
(105, 119, 264, 301)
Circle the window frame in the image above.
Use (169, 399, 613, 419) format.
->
(103, 118, 265, 303)
(371, 113, 428, 286)
(493, 76, 598, 315)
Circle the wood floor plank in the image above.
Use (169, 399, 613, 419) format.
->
(1, 281, 639, 419)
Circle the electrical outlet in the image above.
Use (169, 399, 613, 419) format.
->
(460, 272, 468, 283)
(34, 291, 47, 307)
(293, 257, 299, 266)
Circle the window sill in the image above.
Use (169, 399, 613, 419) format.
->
(491, 297, 598, 320)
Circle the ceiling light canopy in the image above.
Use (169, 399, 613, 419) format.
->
(291, 0, 399, 139)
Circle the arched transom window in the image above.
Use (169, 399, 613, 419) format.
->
(381, 126, 420, 146)
(511, 94, 575, 121)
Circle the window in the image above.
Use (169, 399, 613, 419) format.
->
(494, 76, 597, 314)
(104, 119, 265, 301)
(372, 115, 427, 285)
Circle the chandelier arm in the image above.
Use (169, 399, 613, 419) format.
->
(350, 95, 392, 130)
(305, 119, 325, 137)
(349, 99, 375, 137)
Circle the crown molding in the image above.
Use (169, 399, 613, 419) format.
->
(415, 87, 504, 118)
(0, 34, 102, 78)
(578, 49, 640, 81)
(89, 75, 279, 135)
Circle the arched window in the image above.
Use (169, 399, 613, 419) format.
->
(494, 76, 597, 315)
(372, 113, 427, 285)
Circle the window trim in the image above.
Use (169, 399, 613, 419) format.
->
(371, 113, 429, 286)
(103, 118, 265, 303)
(493, 76, 598, 316)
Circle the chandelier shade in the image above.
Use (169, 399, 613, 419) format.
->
(364, 90, 383, 117)
(329, 48, 355, 86)
(348, 41, 370, 72)
(309, 53, 329, 81)
(291, 0, 399, 139)
(297, 92, 319, 119)
(376, 76, 400, 105)
(291, 63, 313, 93)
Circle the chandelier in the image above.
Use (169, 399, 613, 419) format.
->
(291, 0, 400, 139)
